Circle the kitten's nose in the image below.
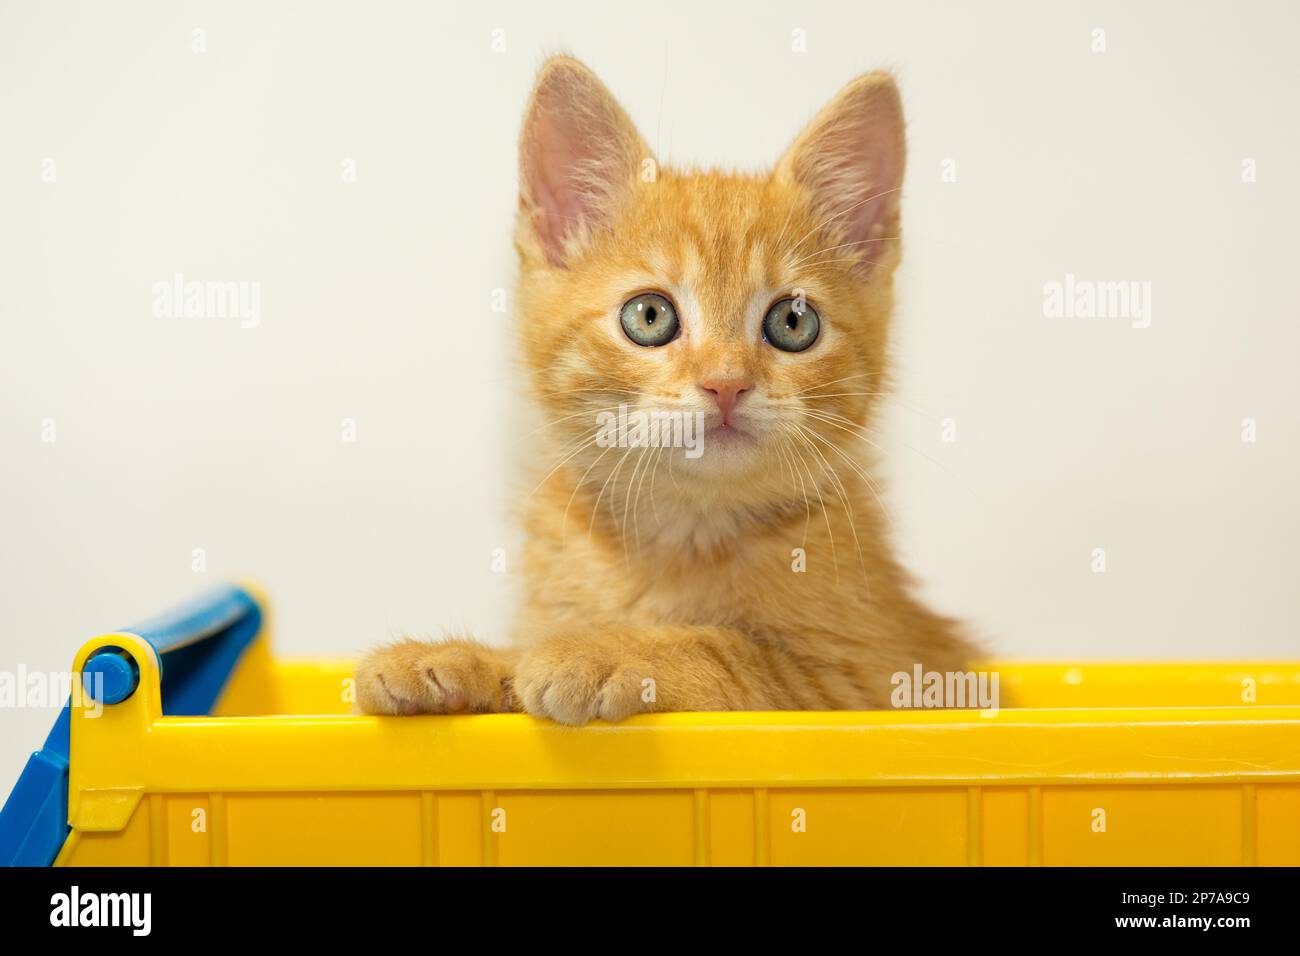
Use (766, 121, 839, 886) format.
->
(699, 379, 752, 424)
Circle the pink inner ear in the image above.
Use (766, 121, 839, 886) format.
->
(520, 66, 643, 267)
(836, 146, 902, 250)
(808, 122, 902, 258)
(526, 110, 594, 264)
(783, 75, 906, 268)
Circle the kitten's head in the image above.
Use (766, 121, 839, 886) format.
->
(515, 56, 904, 523)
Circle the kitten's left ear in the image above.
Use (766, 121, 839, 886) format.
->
(776, 72, 906, 268)
(518, 56, 652, 267)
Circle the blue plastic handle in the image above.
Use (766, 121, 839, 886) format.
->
(81, 650, 138, 705)
(0, 584, 266, 866)
(126, 583, 262, 655)
(81, 584, 263, 710)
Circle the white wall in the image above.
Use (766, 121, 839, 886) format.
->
(3, 1, 1298, 798)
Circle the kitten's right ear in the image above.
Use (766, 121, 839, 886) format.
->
(518, 56, 651, 267)
(775, 71, 906, 272)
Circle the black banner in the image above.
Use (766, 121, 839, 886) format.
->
(1, 866, 1288, 939)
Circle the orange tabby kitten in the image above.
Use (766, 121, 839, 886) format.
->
(355, 56, 975, 724)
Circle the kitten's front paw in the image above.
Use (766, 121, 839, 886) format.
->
(355, 639, 515, 715)
(515, 637, 652, 725)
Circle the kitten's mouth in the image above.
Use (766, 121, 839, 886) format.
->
(704, 419, 755, 446)
(681, 411, 763, 464)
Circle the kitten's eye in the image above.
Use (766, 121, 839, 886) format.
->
(763, 298, 820, 352)
(620, 292, 679, 347)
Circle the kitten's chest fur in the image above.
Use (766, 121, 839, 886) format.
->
(513, 468, 974, 683)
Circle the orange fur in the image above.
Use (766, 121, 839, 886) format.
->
(356, 56, 976, 724)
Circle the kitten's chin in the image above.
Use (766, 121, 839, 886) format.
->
(703, 423, 754, 450)
(672, 424, 765, 477)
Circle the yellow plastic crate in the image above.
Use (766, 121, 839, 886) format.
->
(6, 585, 1300, 866)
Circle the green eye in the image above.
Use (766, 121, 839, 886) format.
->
(620, 292, 679, 347)
(763, 298, 820, 352)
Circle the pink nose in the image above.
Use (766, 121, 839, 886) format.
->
(699, 379, 752, 423)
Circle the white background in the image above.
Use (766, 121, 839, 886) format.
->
(2, 1, 1298, 797)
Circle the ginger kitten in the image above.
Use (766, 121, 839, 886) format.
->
(356, 56, 976, 724)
